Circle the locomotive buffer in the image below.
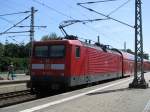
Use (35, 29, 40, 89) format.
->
(129, 0, 148, 89)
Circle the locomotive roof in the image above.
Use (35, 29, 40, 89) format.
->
(33, 39, 82, 46)
(81, 41, 122, 55)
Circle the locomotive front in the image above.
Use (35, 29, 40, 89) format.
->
(30, 40, 71, 91)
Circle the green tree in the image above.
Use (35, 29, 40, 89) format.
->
(18, 44, 27, 58)
(4, 43, 19, 57)
(0, 43, 4, 57)
(25, 42, 33, 57)
(49, 32, 58, 39)
(0, 42, 31, 72)
(41, 35, 49, 41)
(41, 32, 60, 41)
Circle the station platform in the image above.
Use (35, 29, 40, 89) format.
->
(1, 73, 150, 112)
(0, 74, 30, 94)
(0, 73, 30, 81)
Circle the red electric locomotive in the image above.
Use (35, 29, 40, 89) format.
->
(30, 37, 150, 92)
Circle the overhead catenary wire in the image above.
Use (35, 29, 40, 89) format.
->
(0, 0, 134, 48)
(8, 35, 29, 37)
(0, 6, 40, 45)
(32, 0, 126, 44)
(32, 0, 103, 37)
(60, 18, 109, 28)
(0, 15, 31, 35)
(0, 10, 33, 26)
(63, 0, 91, 20)
(0, 1, 34, 27)
(59, 18, 109, 36)
(77, 0, 118, 5)
(0, 31, 30, 35)
(60, 0, 102, 39)
(32, 0, 74, 19)
(32, 0, 79, 31)
(16, 25, 47, 28)
(33, 0, 109, 31)
(75, 0, 133, 44)
(0, 11, 30, 16)
(32, 0, 106, 31)
(63, 0, 124, 44)
(107, 0, 132, 16)
(77, 3, 134, 28)
(76, 0, 134, 44)
(0, 9, 37, 35)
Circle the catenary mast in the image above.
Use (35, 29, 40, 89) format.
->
(129, 0, 148, 88)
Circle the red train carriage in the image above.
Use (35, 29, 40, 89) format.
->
(30, 39, 149, 91)
(144, 59, 150, 72)
(121, 52, 134, 77)
(121, 52, 150, 74)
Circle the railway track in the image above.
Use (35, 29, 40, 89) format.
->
(0, 90, 36, 108)
(0, 77, 124, 108)
(0, 85, 92, 108)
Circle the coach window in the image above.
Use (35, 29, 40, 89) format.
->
(75, 46, 80, 58)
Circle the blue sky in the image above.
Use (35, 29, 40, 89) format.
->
(0, 0, 150, 55)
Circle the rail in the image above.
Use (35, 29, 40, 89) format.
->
(0, 90, 36, 108)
